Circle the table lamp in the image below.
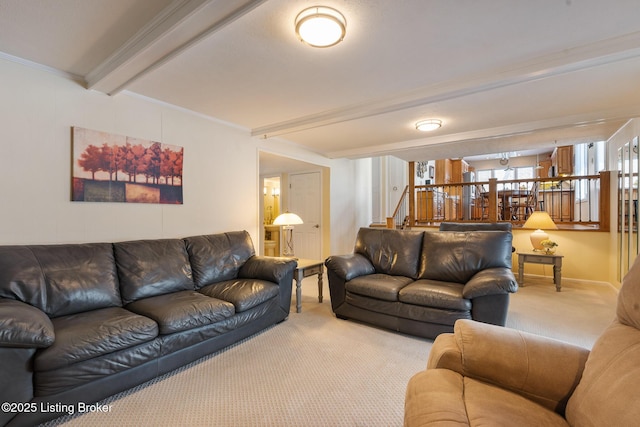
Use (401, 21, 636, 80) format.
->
(273, 211, 304, 257)
(522, 211, 558, 251)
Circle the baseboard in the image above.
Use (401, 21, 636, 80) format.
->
(519, 272, 618, 292)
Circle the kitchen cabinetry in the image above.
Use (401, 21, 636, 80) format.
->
(537, 159, 553, 178)
(551, 146, 573, 176)
(541, 190, 574, 222)
(417, 189, 444, 221)
(435, 159, 452, 184)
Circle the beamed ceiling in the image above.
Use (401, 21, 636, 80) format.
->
(1, 0, 639, 162)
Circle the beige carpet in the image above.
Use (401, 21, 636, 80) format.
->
(43, 273, 618, 427)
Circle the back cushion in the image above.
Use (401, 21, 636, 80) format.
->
(354, 228, 424, 279)
(567, 256, 640, 424)
(419, 231, 512, 283)
(184, 231, 256, 289)
(565, 322, 640, 425)
(0, 243, 121, 317)
(114, 239, 194, 305)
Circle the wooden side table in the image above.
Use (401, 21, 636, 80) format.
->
(293, 258, 324, 313)
(517, 251, 564, 291)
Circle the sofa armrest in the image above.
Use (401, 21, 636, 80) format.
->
(239, 256, 296, 314)
(325, 253, 374, 281)
(0, 299, 55, 348)
(462, 267, 518, 299)
(428, 319, 590, 415)
(239, 256, 297, 284)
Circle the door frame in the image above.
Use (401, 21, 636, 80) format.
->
(258, 151, 329, 258)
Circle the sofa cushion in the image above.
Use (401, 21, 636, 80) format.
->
(0, 243, 121, 317)
(566, 321, 640, 426)
(115, 238, 194, 304)
(419, 231, 513, 283)
(199, 279, 279, 312)
(346, 274, 414, 302)
(184, 231, 256, 288)
(405, 369, 569, 427)
(354, 228, 424, 279)
(35, 307, 158, 372)
(399, 280, 470, 311)
(126, 290, 235, 334)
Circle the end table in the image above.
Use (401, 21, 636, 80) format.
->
(293, 258, 324, 313)
(517, 251, 564, 292)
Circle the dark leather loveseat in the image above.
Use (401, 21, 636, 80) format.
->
(325, 227, 517, 339)
(0, 231, 296, 427)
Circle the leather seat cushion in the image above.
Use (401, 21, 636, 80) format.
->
(199, 279, 279, 312)
(405, 369, 568, 427)
(126, 290, 235, 334)
(399, 280, 470, 311)
(35, 307, 158, 372)
(346, 274, 413, 301)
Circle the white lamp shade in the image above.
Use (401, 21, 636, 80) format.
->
(273, 212, 304, 226)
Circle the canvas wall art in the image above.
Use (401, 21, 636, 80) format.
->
(72, 127, 183, 204)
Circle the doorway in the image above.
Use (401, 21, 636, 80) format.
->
(259, 151, 327, 259)
(289, 171, 322, 260)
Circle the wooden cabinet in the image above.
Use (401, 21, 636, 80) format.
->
(417, 189, 444, 221)
(451, 159, 469, 182)
(541, 190, 574, 222)
(435, 159, 452, 184)
(537, 159, 552, 178)
(551, 146, 573, 176)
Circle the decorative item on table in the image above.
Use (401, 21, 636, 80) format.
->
(540, 239, 558, 254)
(522, 210, 558, 251)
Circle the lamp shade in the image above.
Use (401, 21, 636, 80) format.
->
(522, 211, 557, 251)
(273, 212, 304, 226)
(522, 211, 558, 230)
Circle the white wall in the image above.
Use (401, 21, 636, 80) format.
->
(0, 58, 362, 252)
(607, 118, 640, 285)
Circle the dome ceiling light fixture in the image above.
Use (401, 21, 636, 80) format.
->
(415, 119, 442, 132)
(295, 6, 346, 48)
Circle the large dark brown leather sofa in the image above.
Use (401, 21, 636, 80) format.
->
(0, 231, 296, 427)
(325, 227, 517, 339)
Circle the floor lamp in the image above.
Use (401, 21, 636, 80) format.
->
(273, 212, 304, 257)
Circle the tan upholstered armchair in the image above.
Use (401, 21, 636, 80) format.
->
(405, 255, 640, 426)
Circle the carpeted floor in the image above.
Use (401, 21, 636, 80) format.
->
(43, 273, 618, 427)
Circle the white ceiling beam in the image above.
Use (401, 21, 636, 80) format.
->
(86, 0, 267, 95)
(326, 109, 638, 160)
(252, 30, 640, 139)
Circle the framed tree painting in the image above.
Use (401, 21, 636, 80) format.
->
(72, 127, 183, 204)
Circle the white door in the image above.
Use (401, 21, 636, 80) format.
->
(289, 171, 321, 260)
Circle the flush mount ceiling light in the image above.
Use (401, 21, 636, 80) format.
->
(295, 6, 346, 48)
(415, 119, 442, 132)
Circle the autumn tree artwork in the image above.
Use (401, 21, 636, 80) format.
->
(72, 127, 183, 204)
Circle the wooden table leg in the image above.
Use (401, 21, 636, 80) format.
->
(317, 266, 323, 303)
(553, 260, 562, 292)
(295, 270, 303, 313)
(518, 254, 525, 286)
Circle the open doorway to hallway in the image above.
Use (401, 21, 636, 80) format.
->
(259, 151, 329, 260)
